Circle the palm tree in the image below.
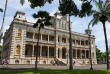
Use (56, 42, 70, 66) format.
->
(59, 0, 79, 70)
(89, 0, 110, 70)
(0, 0, 8, 43)
(0, 8, 3, 12)
(33, 11, 52, 70)
(20, 0, 25, 5)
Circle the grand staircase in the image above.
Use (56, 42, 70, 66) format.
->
(56, 58, 84, 66)
(56, 58, 67, 66)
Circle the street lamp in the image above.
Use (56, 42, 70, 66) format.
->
(88, 24, 93, 70)
(66, 52, 69, 64)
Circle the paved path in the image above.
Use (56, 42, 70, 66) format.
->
(0, 64, 107, 70)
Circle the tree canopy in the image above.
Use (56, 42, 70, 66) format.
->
(0, 8, 3, 12)
(33, 11, 52, 28)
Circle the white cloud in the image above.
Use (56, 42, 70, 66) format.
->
(8, 0, 30, 10)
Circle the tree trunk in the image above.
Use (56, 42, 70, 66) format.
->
(69, 14, 73, 70)
(102, 21, 109, 70)
(88, 25, 93, 70)
(54, 18, 56, 61)
(35, 26, 41, 70)
(0, 0, 8, 43)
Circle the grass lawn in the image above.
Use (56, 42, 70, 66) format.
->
(1, 69, 110, 74)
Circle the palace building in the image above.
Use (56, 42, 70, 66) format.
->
(1, 11, 97, 65)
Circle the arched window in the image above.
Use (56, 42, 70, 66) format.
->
(27, 60, 30, 64)
(15, 60, 19, 64)
(43, 60, 46, 64)
(18, 29, 22, 37)
(16, 45, 20, 55)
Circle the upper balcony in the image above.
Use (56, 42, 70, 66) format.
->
(25, 32, 92, 47)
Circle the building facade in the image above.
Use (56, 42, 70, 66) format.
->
(1, 11, 97, 65)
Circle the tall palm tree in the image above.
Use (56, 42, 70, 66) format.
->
(33, 11, 52, 70)
(89, 0, 110, 70)
(0, 0, 8, 43)
(59, 0, 79, 70)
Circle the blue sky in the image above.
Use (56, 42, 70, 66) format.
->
(0, 0, 110, 52)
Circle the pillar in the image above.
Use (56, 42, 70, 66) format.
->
(76, 49, 77, 59)
(75, 40, 76, 45)
(33, 31, 35, 39)
(32, 45, 34, 56)
(41, 33, 42, 40)
(60, 36, 62, 43)
(80, 50, 82, 59)
(40, 46, 42, 57)
(84, 40, 86, 46)
(48, 46, 49, 58)
(48, 34, 49, 42)
(80, 39, 81, 45)
(85, 50, 86, 59)
(60, 48, 62, 59)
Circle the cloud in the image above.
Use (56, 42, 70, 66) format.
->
(8, 0, 30, 10)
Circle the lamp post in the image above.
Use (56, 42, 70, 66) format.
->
(66, 52, 69, 64)
(88, 24, 93, 70)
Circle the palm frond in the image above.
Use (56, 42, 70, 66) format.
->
(105, 3, 110, 11)
(20, 0, 25, 5)
(92, 16, 99, 26)
(89, 13, 100, 27)
(94, 0, 103, 12)
(107, 16, 110, 22)
(0, 8, 3, 12)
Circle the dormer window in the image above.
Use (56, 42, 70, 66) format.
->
(18, 29, 22, 37)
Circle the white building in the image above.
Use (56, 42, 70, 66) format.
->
(1, 11, 97, 65)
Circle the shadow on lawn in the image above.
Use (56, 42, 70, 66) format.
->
(0, 69, 110, 74)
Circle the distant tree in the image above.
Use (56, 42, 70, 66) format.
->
(0, 45, 2, 59)
(33, 11, 52, 70)
(88, 0, 110, 70)
(20, 0, 53, 7)
(96, 46, 102, 63)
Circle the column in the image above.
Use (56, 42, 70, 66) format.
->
(48, 46, 49, 58)
(80, 39, 81, 45)
(75, 40, 76, 45)
(40, 46, 42, 57)
(80, 50, 82, 59)
(85, 50, 86, 59)
(48, 34, 49, 42)
(84, 40, 86, 46)
(76, 49, 77, 59)
(60, 48, 62, 59)
(33, 31, 35, 39)
(32, 45, 34, 56)
(60, 36, 62, 43)
(41, 33, 42, 41)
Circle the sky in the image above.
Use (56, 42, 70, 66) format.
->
(0, 0, 110, 52)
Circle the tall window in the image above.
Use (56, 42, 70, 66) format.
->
(62, 23, 63, 29)
(18, 29, 22, 37)
(59, 22, 60, 28)
(65, 24, 66, 29)
(92, 52, 94, 59)
(16, 45, 20, 55)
